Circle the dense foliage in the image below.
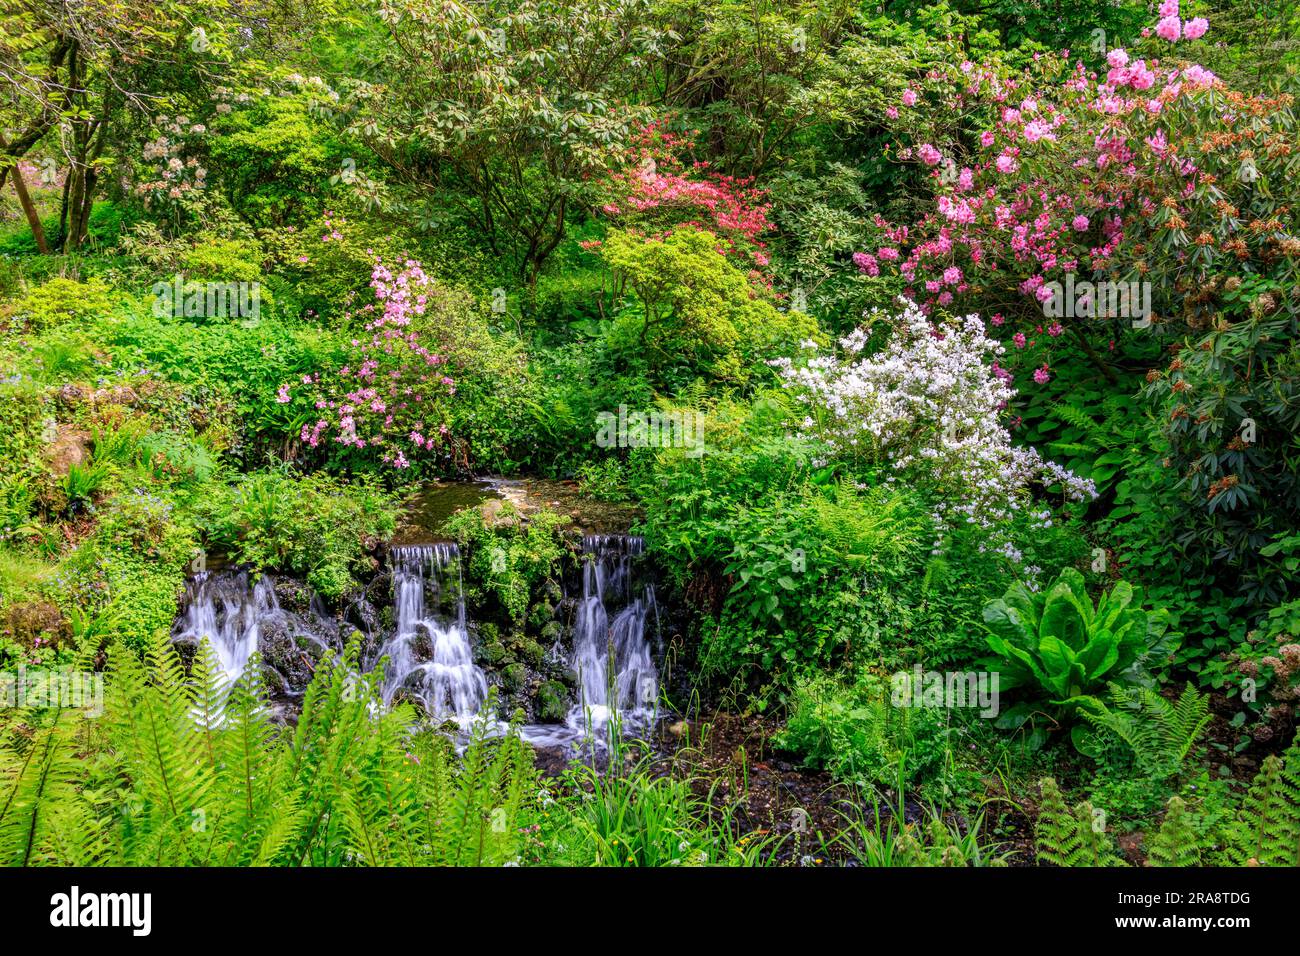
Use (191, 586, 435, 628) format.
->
(0, 0, 1297, 871)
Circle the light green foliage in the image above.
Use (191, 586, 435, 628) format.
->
(534, 733, 776, 867)
(602, 228, 818, 387)
(1146, 797, 1201, 866)
(195, 470, 398, 599)
(831, 791, 1009, 867)
(1034, 778, 1127, 866)
(1220, 734, 1300, 867)
(1038, 729, 1300, 867)
(0, 635, 534, 866)
(97, 310, 344, 451)
(1076, 684, 1211, 779)
(207, 93, 347, 229)
(775, 671, 983, 803)
(445, 503, 566, 630)
(0, 277, 116, 333)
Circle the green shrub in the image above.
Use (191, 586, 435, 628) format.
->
(194, 470, 398, 599)
(775, 671, 983, 804)
(1, 277, 117, 333)
(444, 503, 566, 630)
(980, 568, 1179, 750)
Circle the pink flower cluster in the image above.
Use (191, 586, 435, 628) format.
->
(594, 123, 774, 273)
(854, 7, 1222, 385)
(280, 256, 456, 468)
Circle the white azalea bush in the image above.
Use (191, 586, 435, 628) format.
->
(771, 298, 1095, 561)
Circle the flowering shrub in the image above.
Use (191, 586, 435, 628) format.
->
(771, 298, 1095, 551)
(280, 259, 458, 469)
(859, 7, 1298, 382)
(134, 113, 211, 212)
(590, 123, 774, 277)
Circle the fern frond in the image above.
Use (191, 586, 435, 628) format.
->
(1147, 797, 1201, 866)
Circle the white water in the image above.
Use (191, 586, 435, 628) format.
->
(523, 535, 659, 747)
(173, 537, 661, 744)
(379, 543, 488, 724)
(172, 571, 279, 686)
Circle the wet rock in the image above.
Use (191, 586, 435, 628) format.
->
(259, 618, 326, 694)
(502, 662, 526, 692)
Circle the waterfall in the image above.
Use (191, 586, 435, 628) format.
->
(173, 571, 276, 685)
(379, 543, 488, 724)
(525, 534, 659, 746)
(172, 534, 662, 744)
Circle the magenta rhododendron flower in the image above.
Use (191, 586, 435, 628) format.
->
(917, 143, 942, 166)
(1156, 16, 1181, 41)
(902, 89, 918, 106)
(1183, 17, 1208, 40)
(1033, 365, 1051, 384)
(1072, 215, 1090, 231)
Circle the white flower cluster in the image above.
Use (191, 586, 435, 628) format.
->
(771, 297, 1096, 552)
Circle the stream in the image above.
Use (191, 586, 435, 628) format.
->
(171, 479, 661, 750)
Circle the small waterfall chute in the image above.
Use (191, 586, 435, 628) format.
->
(523, 534, 659, 748)
(379, 543, 489, 725)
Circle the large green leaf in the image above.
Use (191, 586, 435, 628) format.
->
(1035, 635, 1078, 698)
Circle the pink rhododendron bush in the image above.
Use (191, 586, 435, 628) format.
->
(279, 259, 462, 469)
(858, 6, 1299, 380)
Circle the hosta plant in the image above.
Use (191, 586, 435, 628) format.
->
(981, 568, 1178, 749)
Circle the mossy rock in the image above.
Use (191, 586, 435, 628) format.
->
(527, 602, 555, 631)
(478, 621, 499, 643)
(518, 638, 544, 666)
(540, 620, 563, 643)
(502, 662, 527, 692)
(479, 641, 507, 665)
(536, 680, 569, 722)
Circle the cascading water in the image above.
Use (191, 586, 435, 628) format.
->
(525, 535, 659, 746)
(379, 544, 488, 724)
(172, 570, 335, 692)
(173, 571, 276, 684)
(172, 526, 664, 746)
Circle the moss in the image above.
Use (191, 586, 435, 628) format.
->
(518, 638, 544, 666)
(536, 679, 569, 721)
(502, 662, 527, 692)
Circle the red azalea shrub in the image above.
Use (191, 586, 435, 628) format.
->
(588, 122, 774, 280)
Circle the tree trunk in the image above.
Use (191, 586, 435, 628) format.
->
(9, 161, 51, 254)
(0, 135, 51, 254)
